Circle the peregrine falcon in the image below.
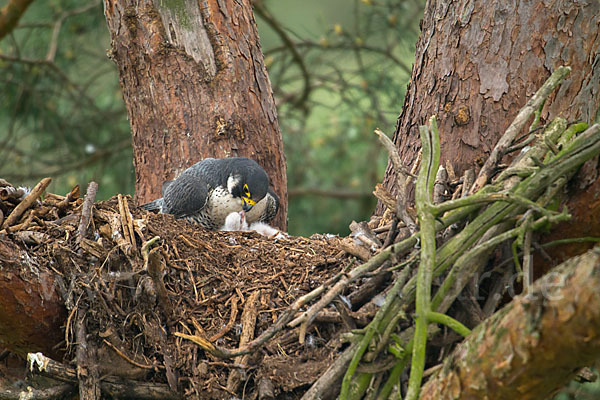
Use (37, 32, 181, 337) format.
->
(141, 157, 279, 230)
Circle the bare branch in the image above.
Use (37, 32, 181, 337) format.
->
(0, 0, 35, 41)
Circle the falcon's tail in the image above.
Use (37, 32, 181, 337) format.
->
(140, 198, 164, 212)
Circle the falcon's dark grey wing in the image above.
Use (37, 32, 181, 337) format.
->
(162, 173, 210, 218)
(180, 158, 227, 188)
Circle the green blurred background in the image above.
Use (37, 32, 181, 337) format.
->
(0, 0, 421, 236)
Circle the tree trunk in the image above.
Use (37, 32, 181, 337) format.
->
(0, 237, 66, 359)
(103, 0, 287, 229)
(378, 0, 600, 263)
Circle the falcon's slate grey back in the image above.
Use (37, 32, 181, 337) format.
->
(141, 157, 279, 230)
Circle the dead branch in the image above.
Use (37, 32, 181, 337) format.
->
(300, 343, 358, 400)
(76, 181, 98, 245)
(1, 177, 51, 230)
(374, 128, 418, 233)
(227, 290, 260, 392)
(76, 312, 101, 400)
(27, 352, 180, 400)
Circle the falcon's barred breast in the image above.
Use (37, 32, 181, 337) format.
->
(141, 157, 279, 230)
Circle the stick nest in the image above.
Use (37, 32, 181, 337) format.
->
(0, 184, 358, 399)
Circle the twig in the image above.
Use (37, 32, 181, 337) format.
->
(253, 2, 311, 109)
(289, 234, 419, 341)
(432, 166, 448, 204)
(339, 266, 411, 399)
(176, 280, 330, 358)
(76, 181, 98, 245)
(0, 0, 35, 41)
(0, 185, 26, 201)
(425, 311, 471, 337)
(142, 237, 174, 322)
(406, 116, 440, 400)
(470, 66, 571, 194)
(522, 228, 533, 292)
(374, 128, 418, 233)
(27, 352, 180, 399)
(381, 218, 398, 248)
(118, 194, 137, 250)
(431, 211, 571, 314)
(102, 339, 154, 370)
(46, 2, 99, 62)
(372, 184, 397, 213)
(300, 343, 359, 400)
(227, 290, 260, 392)
(56, 184, 81, 209)
(1, 177, 51, 229)
(76, 311, 101, 399)
(210, 295, 239, 342)
(461, 169, 475, 197)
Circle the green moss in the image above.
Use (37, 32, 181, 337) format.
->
(159, 0, 191, 28)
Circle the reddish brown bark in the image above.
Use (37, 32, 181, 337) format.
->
(420, 247, 600, 400)
(0, 237, 65, 359)
(103, 0, 287, 229)
(378, 0, 600, 262)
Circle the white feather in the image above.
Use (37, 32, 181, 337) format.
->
(220, 211, 248, 231)
(227, 174, 241, 194)
(248, 222, 287, 239)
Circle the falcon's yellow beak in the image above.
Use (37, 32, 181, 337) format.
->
(242, 197, 255, 212)
(241, 183, 256, 211)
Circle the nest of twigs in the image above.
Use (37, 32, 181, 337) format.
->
(0, 180, 367, 398)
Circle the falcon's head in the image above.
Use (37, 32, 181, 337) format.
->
(226, 159, 270, 212)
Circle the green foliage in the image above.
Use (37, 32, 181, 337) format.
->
(0, 0, 132, 200)
(0, 0, 423, 236)
(257, 0, 422, 235)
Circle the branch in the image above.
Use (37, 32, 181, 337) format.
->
(406, 116, 440, 400)
(470, 66, 571, 194)
(374, 128, 418, 233)
(27, 352, 180, 400)
(0, 0, 35, 41)
(420, 246, 600, 399)
(76, 181, 98, 246)
(1, 177, 51, 230)
(253, 2, 311, 109)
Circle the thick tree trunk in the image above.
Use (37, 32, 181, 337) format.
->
(103, 0, 287, 229)
(420, 246, 600, 400)
(378, 0, 600, 262)
(0, 237, 66, 359)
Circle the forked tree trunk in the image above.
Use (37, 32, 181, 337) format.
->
(103, 0, 287, 229)
(378, 0, 600, 263)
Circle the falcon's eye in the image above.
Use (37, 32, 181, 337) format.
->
(243, 184, 251, 197)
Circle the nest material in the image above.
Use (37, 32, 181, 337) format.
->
(0, 181, 363, 399)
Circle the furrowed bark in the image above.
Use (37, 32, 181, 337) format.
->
(103, 0, 288, 229)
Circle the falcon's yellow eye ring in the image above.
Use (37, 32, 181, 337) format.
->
(243, 184, 251, 197)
